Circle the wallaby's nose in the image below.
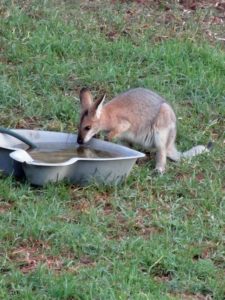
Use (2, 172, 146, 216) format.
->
(77, 136, 83, 145)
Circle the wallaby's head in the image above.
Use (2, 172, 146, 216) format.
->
(77, 88, 106, 144)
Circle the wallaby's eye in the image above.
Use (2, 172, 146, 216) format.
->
(84, 125, 91, 131)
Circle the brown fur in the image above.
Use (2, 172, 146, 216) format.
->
(77, 88, 208, 173)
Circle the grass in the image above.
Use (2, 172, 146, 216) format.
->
(0, 0, 225, 299)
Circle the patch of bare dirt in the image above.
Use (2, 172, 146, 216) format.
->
(70, 190, 164, 241)
(0, 202, 13, 213)
(175, 171, 191, 181)
(9, 239, 57, 273)
(11, 248, 63, 273)
(106, 206, 162, 240)
(70, 197, 92, 213)
(9, 238, 94, 274)
(111, 0, 225, 44)
(155, 274, 172, 283)
(192, 241, 219, 261)
(195, 172, 205, 182)
(133, 207, 162, 237)
(168, 292, 212, 300)
(179, 0, 225, 11)
(66, 257, 96, 273)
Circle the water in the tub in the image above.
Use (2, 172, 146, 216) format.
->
(26, 143, 119, 163)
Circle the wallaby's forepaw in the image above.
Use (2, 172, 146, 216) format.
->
(107, 131, 119, 142)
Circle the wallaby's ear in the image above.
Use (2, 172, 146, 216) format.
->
(79, 88, 93, 111)
(94, 94, 106, 119)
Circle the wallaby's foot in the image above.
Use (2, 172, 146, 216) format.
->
(155, 149, 166, 175)
(153, 167, 165, 175)
(151, 169, 164, 177)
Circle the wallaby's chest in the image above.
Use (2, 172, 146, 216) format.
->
(120, 128, 156, 149)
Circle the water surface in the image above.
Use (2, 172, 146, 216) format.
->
(27, 142, 120, 163)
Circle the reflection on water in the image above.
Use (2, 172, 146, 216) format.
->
(27, 142, 119, 163)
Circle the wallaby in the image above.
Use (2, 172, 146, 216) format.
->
(77, 87, 209, 173)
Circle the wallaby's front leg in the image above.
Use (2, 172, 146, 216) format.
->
(107, 130, 120, 141)
(107, 120, 131, 142)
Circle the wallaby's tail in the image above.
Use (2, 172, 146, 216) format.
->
(181, 142, 213, 159)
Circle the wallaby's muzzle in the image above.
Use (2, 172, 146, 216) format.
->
(77, 135, 84, 145)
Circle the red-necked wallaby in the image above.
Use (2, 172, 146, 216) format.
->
(77, 87, 209, 173)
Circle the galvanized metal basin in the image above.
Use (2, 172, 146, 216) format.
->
(0, 129, 145, 186)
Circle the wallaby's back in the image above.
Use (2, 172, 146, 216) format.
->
(103, 88, 166, 132)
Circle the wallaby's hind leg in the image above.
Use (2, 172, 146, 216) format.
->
(166, 127, 181, 162)
(154, 103, 176, 173)
(154, 129, 168, 173)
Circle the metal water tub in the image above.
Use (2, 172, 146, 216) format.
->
(0, 129, 144, 186)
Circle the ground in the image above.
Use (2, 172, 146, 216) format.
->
(0, 1, 225, 299)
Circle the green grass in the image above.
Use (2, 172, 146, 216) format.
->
(0, 1, 225, 299)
